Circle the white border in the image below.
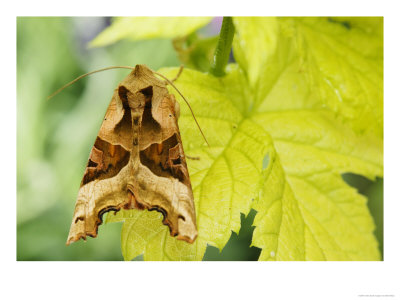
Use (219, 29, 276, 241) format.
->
(3, 1, 400, 300)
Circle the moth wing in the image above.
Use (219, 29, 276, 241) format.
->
(66, 92, 133, 245)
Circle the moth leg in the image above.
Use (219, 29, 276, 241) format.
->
(186, 155, 200, 160)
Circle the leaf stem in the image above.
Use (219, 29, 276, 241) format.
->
(210, 17, 235, 77)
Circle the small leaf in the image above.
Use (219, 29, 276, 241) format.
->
(90, 17, 213, 47)
(173, 33, 219, 72)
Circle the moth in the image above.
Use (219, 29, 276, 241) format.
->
(51, 64, 205, 245)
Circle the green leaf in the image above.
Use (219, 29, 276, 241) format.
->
(108, 17, 382, 261)
(233, 17, 383, 137)
(90, 17, 212, 47)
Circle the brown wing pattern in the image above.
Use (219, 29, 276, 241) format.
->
(67, 65, 197, 245)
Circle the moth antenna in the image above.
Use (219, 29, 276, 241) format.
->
(171, 65, 184, 82)
(153, 71, 210, 147)
(48, 65, 209, 146)
(47, 66, 135, 100)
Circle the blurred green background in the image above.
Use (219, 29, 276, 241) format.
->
(17, 17, 383, 261)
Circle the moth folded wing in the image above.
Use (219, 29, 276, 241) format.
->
(66, 87, 137, 245)
(132, 163, 198, 243)
(66, 161, 132, 245)
(176, 190, 197, 243)
(167, 142, 197, 243)
(66, 137, 131, 245)
(131, 91, 197, 243)
(66, 197, 87, 244)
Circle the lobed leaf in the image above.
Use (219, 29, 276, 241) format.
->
(108, 17, 383, 261)
(233, 17, 383, 137)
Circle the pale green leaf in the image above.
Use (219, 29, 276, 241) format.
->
(107, 17, 382, 261)
(251, 110, 381, 260)
(233, 17, 383, 137)
(108, 69, 381, 260)
(90, 17, 212, 47)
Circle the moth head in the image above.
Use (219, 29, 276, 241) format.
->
(118, 85, 148, 110)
